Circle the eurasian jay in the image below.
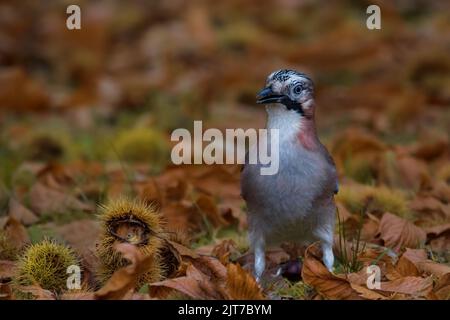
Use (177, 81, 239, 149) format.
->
(241, 69, 338, 281)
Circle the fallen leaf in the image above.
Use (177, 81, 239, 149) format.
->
(223, 263, 264, 300)
(378, 212, 426, 252)
(0, 283, 12, 300)
(166, 239, 199, 259)
(396, 255, 421, 277)
(190, 256, 227, 283)
(398, 248, 450, 278)
(379, 276, 433, 297)
(8, 198, 38, 226)
(29, 182, 93, 215)
(150, 263, 225, 299)
(195, 194, 229, 228)
(212, 239, 239, 264)
(16, 285, 56, 300)
(60, 291, 95, 300)
(424, 223, 450, 238)
(433, 273, 450, 300)
(349, 283, 388, 300)
(0, 260, 17, 281)
(410, 196, 450, 221)
(94, 243, 154, 300)
(3, 217, 30, 250)
(395, 155, 430, 190)
(302, 243, 362, 300)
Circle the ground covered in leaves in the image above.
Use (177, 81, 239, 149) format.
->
(0, 1, 449, 300)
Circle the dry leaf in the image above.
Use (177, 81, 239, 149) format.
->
(399, 248, 450, 278)
(212, 239, 238, 265)
(0, 283, 12, 300)
(94, 243, 154, 300)
(433, 273, 450, 300)
(223, 263, 264, 300)
(150, 263, 225, 300)
(378, 276, 433, 297)
(3, 217, 30, 250)
(350, 283, 388, 300)
(29, 182, 93, 215)
(16, 285, 56, 300)
(195, 194, 229, 228)
(378, 212, 426, 252)
(302, 243, 362, 300)
(0, 260, 17, 281)
(8, 198, 38, 226)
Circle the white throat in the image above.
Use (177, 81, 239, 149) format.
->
(266, 104, 303, 142)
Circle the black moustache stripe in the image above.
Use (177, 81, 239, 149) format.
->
(279, 96, 304, 115)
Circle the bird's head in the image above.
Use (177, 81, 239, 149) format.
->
(256, 69, 315, 117)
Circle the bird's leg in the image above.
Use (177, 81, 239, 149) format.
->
(253, 237, 266, 283)
(321, 241, 334, 273)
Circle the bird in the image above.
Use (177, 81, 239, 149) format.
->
(240, 69, 338, 282)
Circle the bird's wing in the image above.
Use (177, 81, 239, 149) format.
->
(318, 142, 339, 194)
(240, 150, 250, 200)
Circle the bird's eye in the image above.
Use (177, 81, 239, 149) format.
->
(293, 85, 302, 95)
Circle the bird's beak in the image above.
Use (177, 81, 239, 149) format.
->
(256, 87, 286, 104)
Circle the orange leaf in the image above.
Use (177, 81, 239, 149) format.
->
(378, 276, 433, 297)
(223, 263, 264, 300)
(150, 263, 225, 299)
(94, 243, 154, 300)
(378, 213, 426, 252)
(302, 243, 362, 300)
(8, 198, 38, 226)
(3, 217, 30, 250)
(433, 273, 450, 300)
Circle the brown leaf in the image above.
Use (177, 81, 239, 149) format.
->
(412, 135, 449, 161)
(150, 263, 225, 299)
(349, 283, 388, 300)
(0, 283, 12, 300)
(161, 202, 202, 235)
(8, 198, 38, 226)
(136, 179, 163, 209)
(3, 217, 30, 250)
(399, 248, 450, 278)
(396, 255, 421, 277)
(378, 276, 433, 297)
(165, 179, 189, 201)
(16, 285, 56, 300)
(190, 256, 227, 283)
(212, 239, 239, 265)
(378, 212, 426, 252)
(29, 182, 93, 215)
(346, 268, 371, 286)
(417, 261, 450, 278)
(166, 240, 199, 260)
(195, 194, 229, 228)
(0, 67, 49, 112)
(410, 196, 450, 221)
(424, 223, 450, 238)
(433, 273, 450, 300)
(302, 243, 362, 300)
(392, 249, 425, 279)
(60, 291, 95, 300)
(223, 263, 264, 300)
(94, 243, 154, 300)
(0, 260, 17, 281)
(158, 239, 196, 278)
(395, 156, 430, 190)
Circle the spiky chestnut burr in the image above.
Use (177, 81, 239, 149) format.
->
(14, 239, 79, 298)
(96, 198, 164, 288)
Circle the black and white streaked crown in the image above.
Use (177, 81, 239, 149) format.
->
(269, 69, 313, 84)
